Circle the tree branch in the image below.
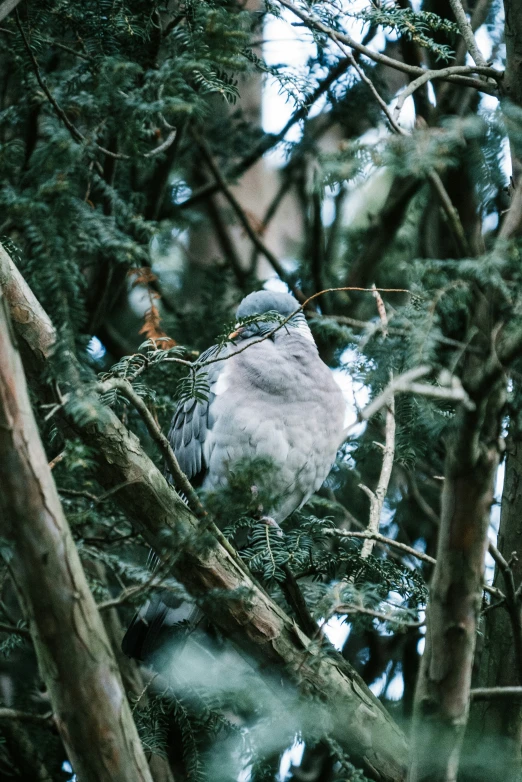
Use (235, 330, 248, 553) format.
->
(449, 0, 488, 68)
(0, 290, 153, 782)
(277, 0, 500, 94)
(0, 248, 409, 782)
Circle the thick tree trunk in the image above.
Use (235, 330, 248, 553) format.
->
(464, 423, 522, 782)
(408, 323, 505, 782)
(0, 289, 153, 782)
(503, 0, 522, 179)
(0, 248, 409, 782)
(409, 430, 499, 782)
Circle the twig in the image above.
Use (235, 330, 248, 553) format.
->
(448, 0, 488, 68)
(334, 603, 424, 628)
(143, 129, 177, 159)
(328, 528, 502, 601)
(277, 0, 500, 94)
(48, 451, 65, 470)
(360, 389, 395, 559)
(95, 379, 206, 519)
(357, 366, 474, 424)
(393, 65, 495, 121)
(59, 481, 139, 504)
(0, 708, 52, 724)
(195, 133, 304, 299)
(0, 622, 30, 638)
(470, 687, 522, 701)
(330, 39, 406, 136)
(328, 528, 436, 566)
(428, 171, 471, 256)
(196, 287, 412, 371)
(97, 580, 180, 612)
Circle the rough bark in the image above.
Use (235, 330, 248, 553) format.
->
(503, 0, 522, 179)
(0, 290, 153, 782)
(464, 423, 522, 782)
(0, 258, 408, 780)
(409, 320, 505, 782)
(0, 244, 55, 373)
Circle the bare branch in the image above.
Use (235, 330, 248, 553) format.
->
(470, 687, 522, 701)
(449, 0, 488, 68)
(277, 0, 500, 94)
(0, 709, 52, 725)
(328, 528, 436, 567)
(360, 390, 395, 559)
(335, 603, 424, 629)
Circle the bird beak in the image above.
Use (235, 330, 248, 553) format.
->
(228, 326, 245, 340)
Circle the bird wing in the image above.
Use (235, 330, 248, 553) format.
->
(166, 343, 232, 486)
(122, 345, 232, 661)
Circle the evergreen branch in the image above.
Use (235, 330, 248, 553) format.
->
(0, 622, 30, 638)
(277, 0, 500, 94)
(177, 57, 354, 211)
(16, 13, 178, 162)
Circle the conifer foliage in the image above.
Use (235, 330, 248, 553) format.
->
(1, 0, 522, 780)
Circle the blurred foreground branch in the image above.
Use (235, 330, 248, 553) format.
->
(0, 289, 153, 782)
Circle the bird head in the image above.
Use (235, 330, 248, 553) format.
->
(228, 290, 313, 342)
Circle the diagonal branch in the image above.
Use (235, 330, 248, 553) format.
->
(449, 0, 488, 68)
(277, 0, 500, 94)
(0, 245, 409, 782)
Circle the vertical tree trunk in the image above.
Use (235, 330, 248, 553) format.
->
(0, 289, 153, 782)
(409, 394, 503, 782)
(464, 422, 522, 782)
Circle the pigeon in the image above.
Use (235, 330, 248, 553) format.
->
(122, 290, 346, 660)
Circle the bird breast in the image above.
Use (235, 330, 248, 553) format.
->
(202, 332, 346, 521)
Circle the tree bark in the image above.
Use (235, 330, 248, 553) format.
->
(409, 423, 499, 782)
(503, 0, 522, 179)
(0, 289, 153, 782)
(464, 422, 522, 782)
(0, 254, 409, 781)
(0, 245, 55, 373)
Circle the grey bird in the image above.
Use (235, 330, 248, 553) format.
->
(122, 290, 346, 659)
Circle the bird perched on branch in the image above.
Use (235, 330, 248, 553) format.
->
(122, 290, 346, 659)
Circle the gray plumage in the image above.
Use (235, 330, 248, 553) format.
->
(122, 290, 346, 660)
(168, 290, 346, 521)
